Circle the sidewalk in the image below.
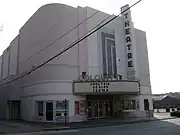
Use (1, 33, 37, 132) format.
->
(0, 120, 43, 134)
(36, 113, 176, 131)
(42, 115, 176, 131)
(0, 113, 176, 134)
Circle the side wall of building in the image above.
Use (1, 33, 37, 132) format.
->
(2, 48, 10, 79)
(133, 29, 153, 110)
(21, 81, 86, 122)
(9, 36, 19, 76)
(17, 4, 89, 122)
(18, 4, 79, 81)
(0, 56, 2, 79)
(133, 29, 151, 94)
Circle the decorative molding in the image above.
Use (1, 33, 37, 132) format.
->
(20, 93, 73, 98)
(42, 64, 79, 68)
(21, 80, 73, 88)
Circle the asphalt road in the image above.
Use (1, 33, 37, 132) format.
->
(11, 118, 180, 135)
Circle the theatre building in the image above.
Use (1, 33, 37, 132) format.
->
(0, 3, 153, 122)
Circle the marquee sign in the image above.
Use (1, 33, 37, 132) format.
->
(73, 81, 139, 94)
(121, 4, 136, 80)
(90, 82, 110, 92)
(79, 74, 122, 82)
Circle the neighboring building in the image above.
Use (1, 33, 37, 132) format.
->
(153, 93, 180, 112)
(0, 3, 153, 123)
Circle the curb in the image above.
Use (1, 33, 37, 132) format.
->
(42, 117, 177, 131)
(42, 120, 147, 131)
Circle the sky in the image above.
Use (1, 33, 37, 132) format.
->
(0, 0, 179, 94)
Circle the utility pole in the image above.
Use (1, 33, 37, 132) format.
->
(64, 99, 67, 127)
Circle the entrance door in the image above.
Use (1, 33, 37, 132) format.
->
(87, 101, 93, 119)
(8, 100, 21, 120)
(104, 101, 110, 117)
(99, 101, 104, 118)
(87, 100, 113, 119)
(46, 102, 53, 121)
(94, 102, 99, 118)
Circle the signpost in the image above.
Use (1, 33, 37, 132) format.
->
(64, 99, 67, 126)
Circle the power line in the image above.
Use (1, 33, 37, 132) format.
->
(0, 0, 142, 87)
(3, 13, 113, 87)
(0, 1, 142, 87)
(20, 10, 100, 63)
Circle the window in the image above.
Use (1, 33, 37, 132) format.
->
(107, 42, 113, 75)
(75, 100, 86, 115)
(102, 32, 117, 76)
(36, 101, 43, 116)
(123, 100, 129, 110)
(123, 100, 139, 110)
(136, 100, 140, 110)
(112, 46, 117, 76)
(56, 100, 68, 116)
(75, 101, 80, 114)
(129, 100, 136, 110)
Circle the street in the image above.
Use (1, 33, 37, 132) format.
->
(10, 118, 180, 135)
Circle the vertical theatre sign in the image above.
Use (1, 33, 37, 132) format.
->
(121, 4, 136, 80)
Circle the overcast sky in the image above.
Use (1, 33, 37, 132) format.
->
(0, 0, 179, 94)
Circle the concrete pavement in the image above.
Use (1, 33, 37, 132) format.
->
(0, 112, 176, 134)
(0, 120, 42, 134)
(41, 112, 175, 130)
(9, 118, 180, 135)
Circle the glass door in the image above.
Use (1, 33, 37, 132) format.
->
(99, 101, 104, 118)
(94, 102, 99, 118)
(46, 102, 53, 121)
(104, 101, 109, 117)
(87, 101, 93, 119)
(87, 100, 112, 119)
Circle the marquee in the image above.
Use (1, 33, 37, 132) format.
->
(73, 80, 140, 95)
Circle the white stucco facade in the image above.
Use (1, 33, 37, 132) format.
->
(0, 3, 153, 123)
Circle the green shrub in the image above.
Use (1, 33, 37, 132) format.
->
(170, 111, 180, 117)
